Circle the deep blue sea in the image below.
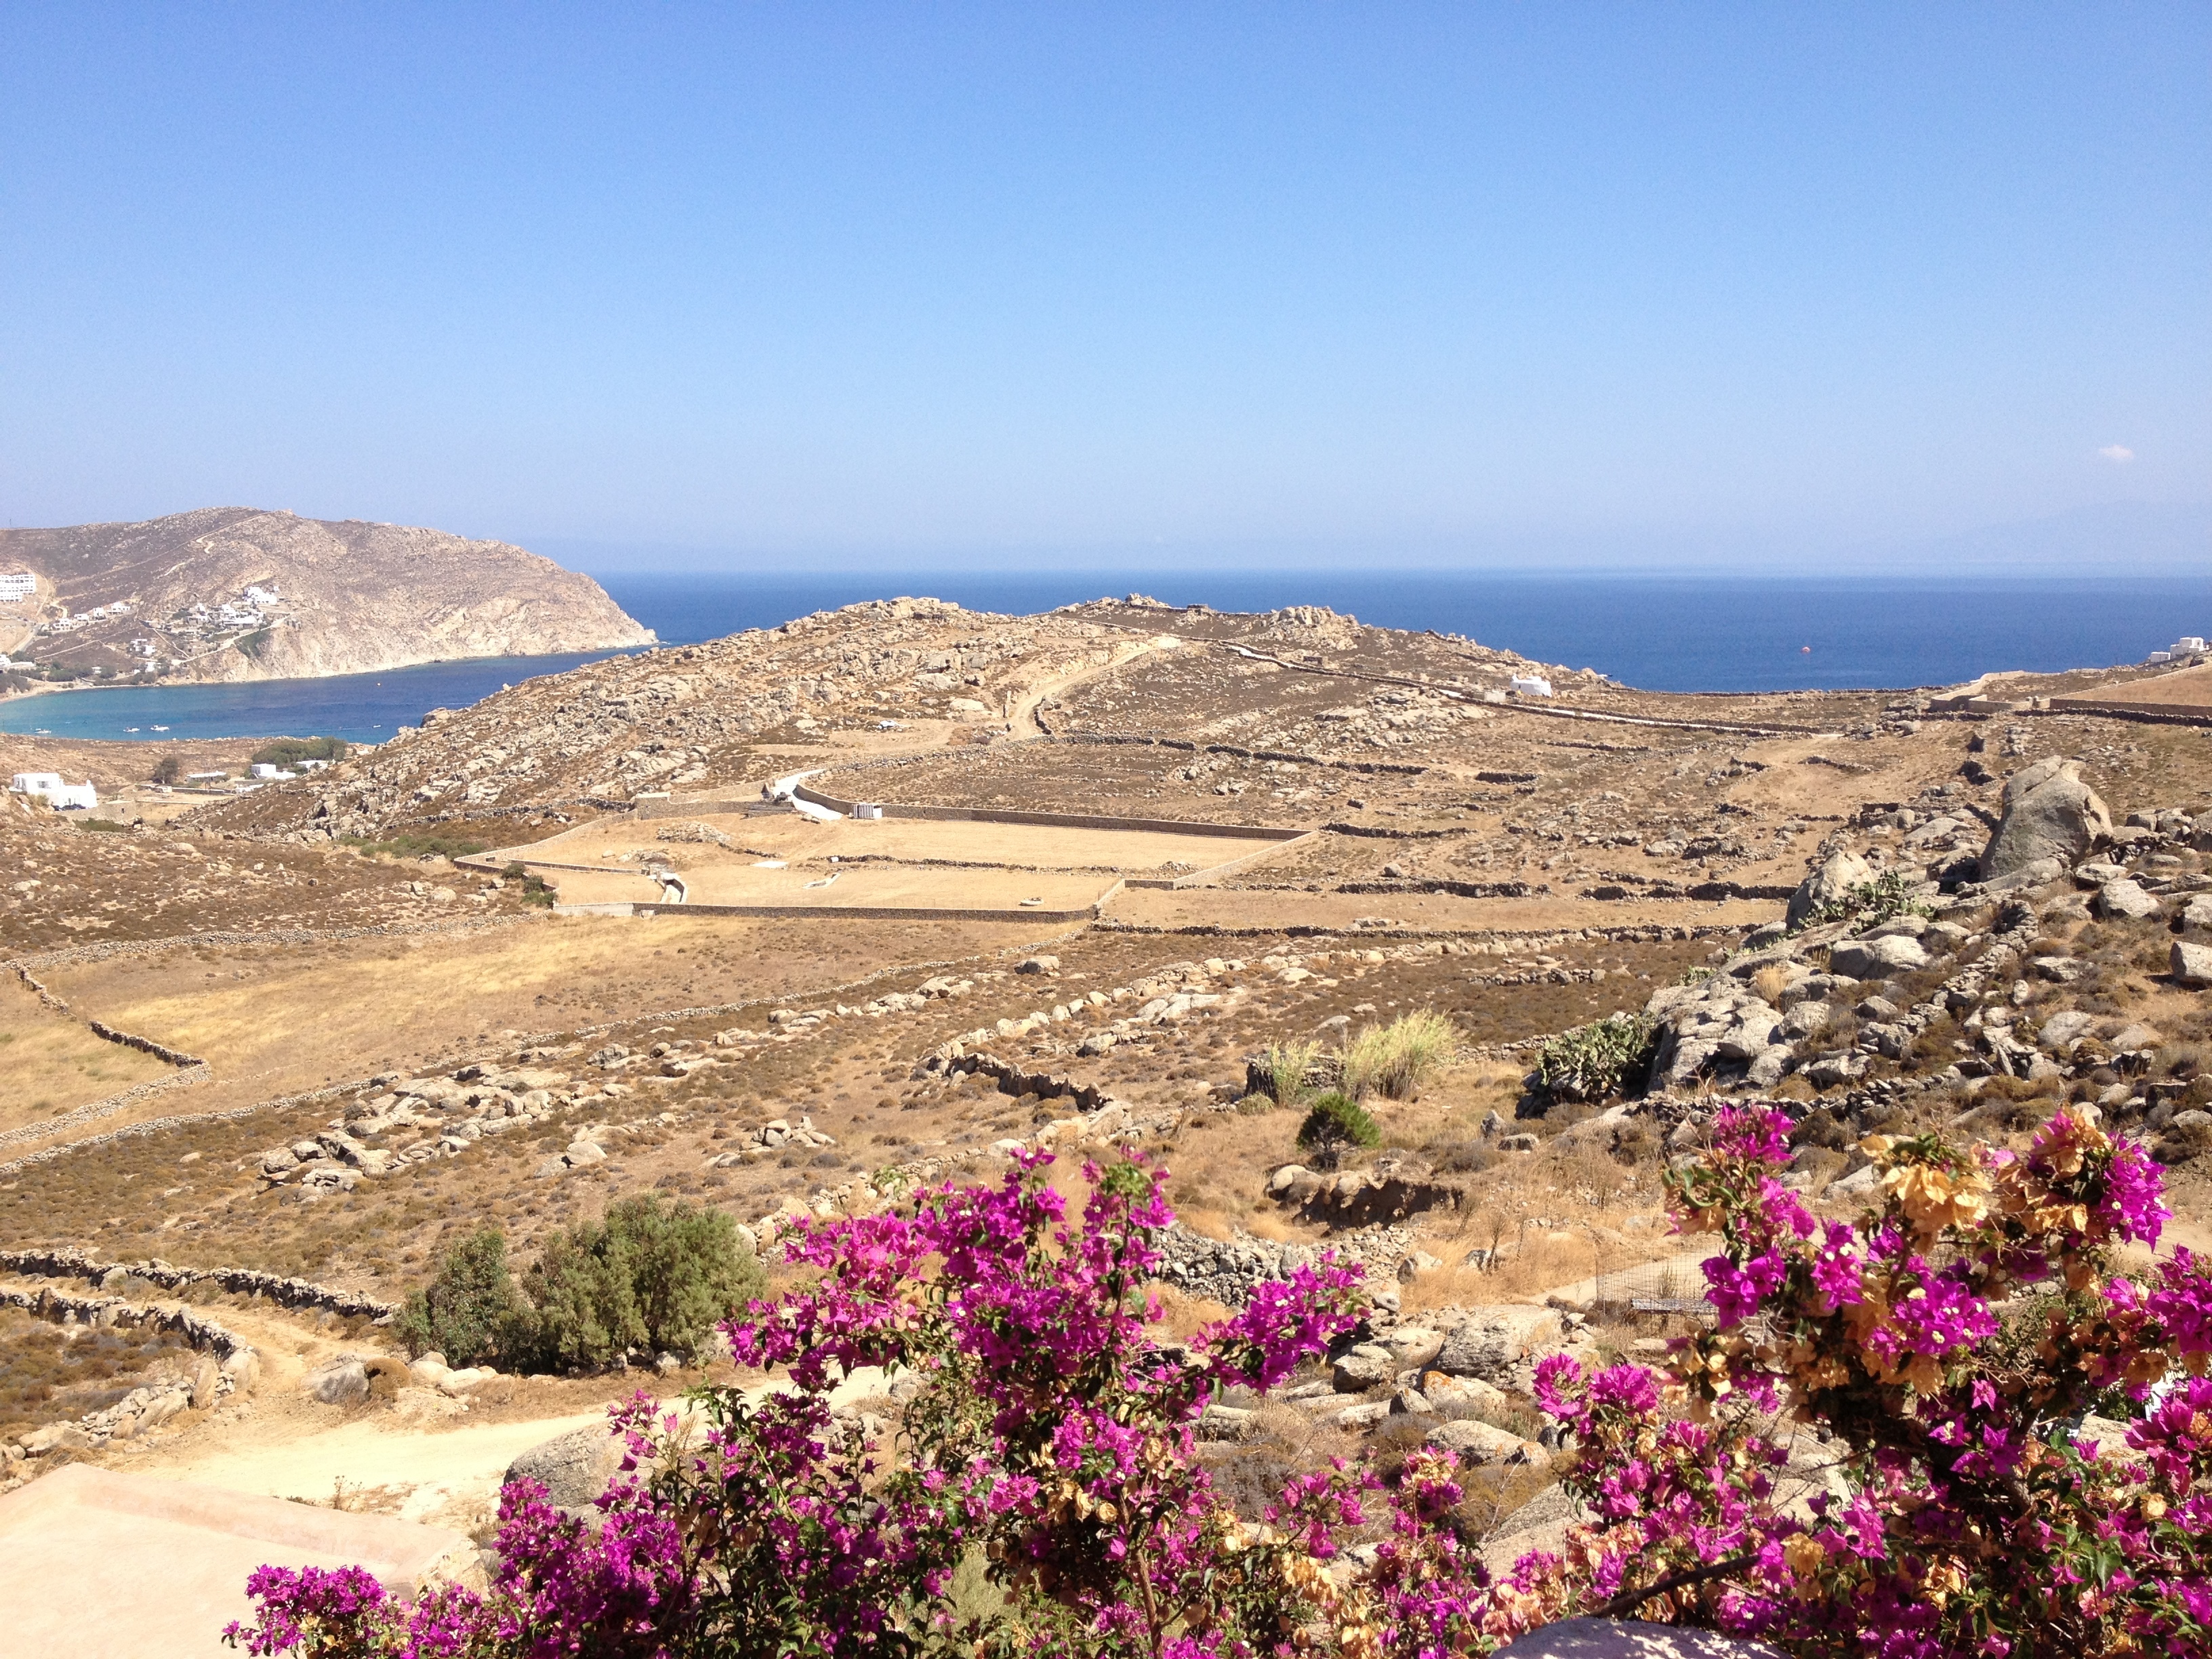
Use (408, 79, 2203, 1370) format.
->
(3, 572, 2204, 744)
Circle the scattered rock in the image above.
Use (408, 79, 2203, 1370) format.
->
(1827, 1164, 1880, 1200)
(1331, 1400, 1391, 1430)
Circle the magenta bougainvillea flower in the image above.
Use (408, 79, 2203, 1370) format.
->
(227, 1113, 2212, 1658)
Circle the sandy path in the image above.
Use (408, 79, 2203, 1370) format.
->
(141, 1408, 616, 1524)
(133, 1364, 895, 1531)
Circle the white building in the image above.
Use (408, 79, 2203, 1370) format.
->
(0, 573, 35, 602)
(1510, 674, 1554, 697)
(9, 773, 98, 811)
(249, 763, 298, 779)
(245, 584, 282, 605)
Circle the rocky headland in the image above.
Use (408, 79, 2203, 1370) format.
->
(0, 508, 652, 689)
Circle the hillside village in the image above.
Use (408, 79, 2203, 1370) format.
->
(2, 595, 2211, 1645)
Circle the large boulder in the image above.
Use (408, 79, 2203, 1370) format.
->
(1828, 934, 1930, 981)
(187, 1355, 223, 1410)
(304, 1357, 369, 1407)
(1330, 1343, 1399, 1393)
(1980, 758, 2111, 882)
(1786, 851, 1872, 927)
(1380, 1327, 1446, 1370)
(2175, 942, 2212, 990)
(505, 1422, 628, 1513)
(1434, 1307, 1563, 1382)
(1425, 1417, 1549, 1467)
(2095, 879, 2163, 922)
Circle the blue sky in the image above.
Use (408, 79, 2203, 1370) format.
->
(2, 4, 2205, 571)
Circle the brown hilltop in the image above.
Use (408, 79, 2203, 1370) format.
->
(0, 507, 651, 687)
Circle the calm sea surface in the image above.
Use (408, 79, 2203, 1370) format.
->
(3, 573, 2204, 744)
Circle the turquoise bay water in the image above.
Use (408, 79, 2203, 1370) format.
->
(2, 573, 2204, 744)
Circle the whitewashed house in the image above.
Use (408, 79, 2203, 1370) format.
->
(9, 772, 98, 811)
(1510, 674, 1554, 698)
(0, 573, 35, 602)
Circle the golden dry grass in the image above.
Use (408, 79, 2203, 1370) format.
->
(0, 981, 173, 1132)
(37, 912, 1059, 1115)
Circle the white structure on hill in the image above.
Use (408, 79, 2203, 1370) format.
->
(9, 772, 98, 811)
(0, 573, 35, 602)
(1510, 674, 1554, 697)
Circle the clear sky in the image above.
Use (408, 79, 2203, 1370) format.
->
(2, 4, 2205, 571)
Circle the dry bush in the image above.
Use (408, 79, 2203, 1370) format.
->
(1801, 1007, 1862, 1056)
(1425, 1136, 1494, 1177)
(1906, 1015, 1963, 1070)
(1401, 1233, 1593, 1308)
(1340, 1010, 1458, 1101)
(1256, 1040, 1321, 1105)
(1146, 1284, 1237, 1343)
(1751, 965, 1793, 1005)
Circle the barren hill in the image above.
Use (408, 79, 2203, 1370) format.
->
(182, 596, 1574, 842)
(0, 508, 652, 685)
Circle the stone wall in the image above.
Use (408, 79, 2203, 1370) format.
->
(0, 1246, 394, 1321)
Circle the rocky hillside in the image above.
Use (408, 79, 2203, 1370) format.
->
(180, 597, 1557, 842)
(0, 508, 651, 685)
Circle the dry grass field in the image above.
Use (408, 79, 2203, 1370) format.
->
(491, 809, 1305, 915)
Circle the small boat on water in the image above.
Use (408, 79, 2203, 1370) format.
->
(151, 724, 169, 731)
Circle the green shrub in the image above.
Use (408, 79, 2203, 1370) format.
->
(508, 1194, 764, 1372)
(1296, 1090, 1381, 1162)
(1338, 1010, 1456, 1101)
(343, 826, 495, 860)
(1803, 868, 1934, 931)
(249, 735, 349, 766)
(1534, 1012, 1658, 1103)
(150, 755, 182, 785)
(393, 1228, 523, 1368)
(503, 862, 557, 907)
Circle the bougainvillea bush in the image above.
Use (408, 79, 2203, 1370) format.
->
(228, 1113, 2212, 1658)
